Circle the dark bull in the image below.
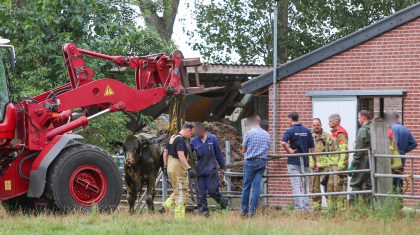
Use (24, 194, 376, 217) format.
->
(123, 134, 163, 213)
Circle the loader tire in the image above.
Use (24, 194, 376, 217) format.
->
(46, 144, 122, 213)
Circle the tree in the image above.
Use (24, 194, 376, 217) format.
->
(12, 0, 25, 8)
(0, 0, 173, 151)
(190, 0, 415, 64)
(137, 0, 180, 42)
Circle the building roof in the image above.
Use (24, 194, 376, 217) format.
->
(241, 3, 420, 94)
(186, 63, 271, 85)
(111, 63, 270, 76)
(186, 63, 270, 76)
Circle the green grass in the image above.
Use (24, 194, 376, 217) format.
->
(0, 207, 419, 235)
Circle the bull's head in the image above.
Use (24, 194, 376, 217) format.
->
(123, 135, 149, 167)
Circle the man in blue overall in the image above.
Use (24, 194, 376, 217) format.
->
(190, 122, 229, 216)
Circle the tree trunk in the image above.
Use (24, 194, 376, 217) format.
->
(278, 0, 288, 63)
(13, 0, 25, 8)
(138, 0, 180, 42)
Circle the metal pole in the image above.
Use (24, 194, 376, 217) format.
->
(87, 108, 111, 120)
(263, 171, 268, 205)
(223, 168, 371, 177)
(375, 173, 411, 178)
(272, 0, 278, 153)
(268, 1, 278, 207)
(375, 154, 420, 159)
(270, 149, 370, 158)
(411, 158, 414, 196)
(263, 169, 371, 177)
(375, 193, 420, 199)
(225, 141, 232, 193)
(260, 190, 372, 198)
(368, 150, 376, 198)
(299, 157, 307, 194)
(162, 169, 168, 203)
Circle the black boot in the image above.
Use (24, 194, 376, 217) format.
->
(201, 210, 210, 217)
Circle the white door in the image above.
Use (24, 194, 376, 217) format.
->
(312, 97, 358, 203)
(312, 97, 358, 153)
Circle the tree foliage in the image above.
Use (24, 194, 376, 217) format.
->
(0, 0, 173, 151)
(190, 0, 416, 64)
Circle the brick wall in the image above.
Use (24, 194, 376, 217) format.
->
(267, 17, 420, 207)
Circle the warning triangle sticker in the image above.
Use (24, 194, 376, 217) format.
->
(104, 85, 115, 96)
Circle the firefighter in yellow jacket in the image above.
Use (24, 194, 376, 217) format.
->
(328, 113, 349, 207)
(310, 118, 335, 209)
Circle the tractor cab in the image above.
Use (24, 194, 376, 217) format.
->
(0, 38, 16, 140)
(0, 38, 14, 122)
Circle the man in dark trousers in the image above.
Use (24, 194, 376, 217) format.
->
(281, 111, 316, 210)
(348, 110, 372, 203)
(386, 112, 417, 190)
(190, 122, 229, 216)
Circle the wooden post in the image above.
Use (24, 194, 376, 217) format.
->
(371, 118, 392, 204)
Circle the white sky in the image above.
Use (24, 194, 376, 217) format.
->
(134, 0, 241, 62)
(171, 0, 255, 63)
(171, 0, 202, 58)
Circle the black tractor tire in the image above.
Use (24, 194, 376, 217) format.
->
(46, 144, 122, 213)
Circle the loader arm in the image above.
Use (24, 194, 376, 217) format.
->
(61, 43, 185, 92)
(21, 43, 202, 150)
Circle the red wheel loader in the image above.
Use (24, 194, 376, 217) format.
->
(0, 39, 203, 213)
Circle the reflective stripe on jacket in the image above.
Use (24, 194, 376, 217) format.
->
(330, 126, 348, 169)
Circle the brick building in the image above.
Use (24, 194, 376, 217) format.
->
(241, 3, 420, 206)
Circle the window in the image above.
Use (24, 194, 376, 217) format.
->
(0, 51, 10, 122)
(358, 97, 403, 123)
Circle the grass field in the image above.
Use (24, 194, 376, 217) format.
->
(0, 206, 419, 235)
